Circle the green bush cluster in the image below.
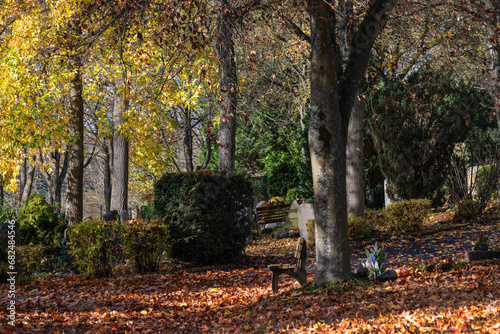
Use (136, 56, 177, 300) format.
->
(18, 194, 67, 271)
(154, 171, 252, 265)
(385, 199, 431, 232)
(68, 219, 170, 276)
(348, 216, 373, 240)
(123, 220, 168, 274)
(68, 219, 123, 277)
(453, 199, 480, 220)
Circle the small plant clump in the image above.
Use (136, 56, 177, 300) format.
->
(453, 199, 480, 220)
(472, 233, 489, 251)
(271, 226, 300, 239)
(362, 242, 387, 279)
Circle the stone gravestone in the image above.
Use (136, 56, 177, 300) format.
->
(284, 200, 299, 228)
(131, 206, 142, 221)
(297, 203, 315, 241)
(120, 210, 129, 223)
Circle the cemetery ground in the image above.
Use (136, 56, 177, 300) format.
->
(2, 204, 500, 333)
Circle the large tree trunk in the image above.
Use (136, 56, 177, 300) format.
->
(65, 54, 85, 225)
(309, 1, 351, 284)
(110, 85, 129, 216)
(346, 97, 365, 217)
(217, 0, 238, 172)
(308, 0, 397, 284)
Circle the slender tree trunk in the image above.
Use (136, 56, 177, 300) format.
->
(103, 141, 112, 212)
(39, 149, 68, 206)
(338, 0, 365, 217)
(183, 108, 194, 172)
(0, 181, 4, 206)
(309, 1, 351, 284)
(19, 155, 35, 205)
(217, 0, 238, 172)
(110, 85, 129, 216)
(346, 97, 365, 217)
(485, 2, 500, 129)
(65, 54, 85, 225)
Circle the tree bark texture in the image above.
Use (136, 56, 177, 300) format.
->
(65, 55, 85, 225)
(0, 181, 4, 206)
(217, 0, 238, 172)
(485, 0, 500, 129)
(346, 97, 365, 217)
(308, 0, 397, 284)
(338, 0, 365, 217)
(110, 86, 129, 216)
(19, 154, 35, 205)
(103, 141, 112, 213)
(182, 108, 194, 172)
(309, 0, 352, 284)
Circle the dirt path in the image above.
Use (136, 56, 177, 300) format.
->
(350, 222, 500, 266)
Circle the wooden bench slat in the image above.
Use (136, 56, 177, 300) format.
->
(255, 204, 291, 235)
(268, 264, 295, 270)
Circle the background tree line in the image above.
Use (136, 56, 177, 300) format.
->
(0, 0, 499, 284)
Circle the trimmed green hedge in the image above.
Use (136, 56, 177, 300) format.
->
(385, 199, 431, 232)
(154, 171, 252, 265)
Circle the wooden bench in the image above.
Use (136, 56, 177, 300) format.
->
(268, 237, 307, 293)
(255, 204, 290, 235)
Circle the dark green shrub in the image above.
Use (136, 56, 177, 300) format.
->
(68, 219, 123, 277)
(154, 171, 252, 265)
(123, 219, 168, 274)
(249, 176, 269, 202)
(385, 199, 431, 232)
(454, 199, 480, 220)
(18, 194, 63, 245)
(348, 216, 373, 240)
(0, 204, 16, 223)
(18, 194, 66, 270)
(285, 188, 299, 204)
(366, 69, 491, 203)
(140, 203, 157, 221)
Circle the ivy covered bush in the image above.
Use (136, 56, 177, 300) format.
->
(18, 194, 67, 271)
(154, 171, 252, 265)
(385, 199, 431, 232)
